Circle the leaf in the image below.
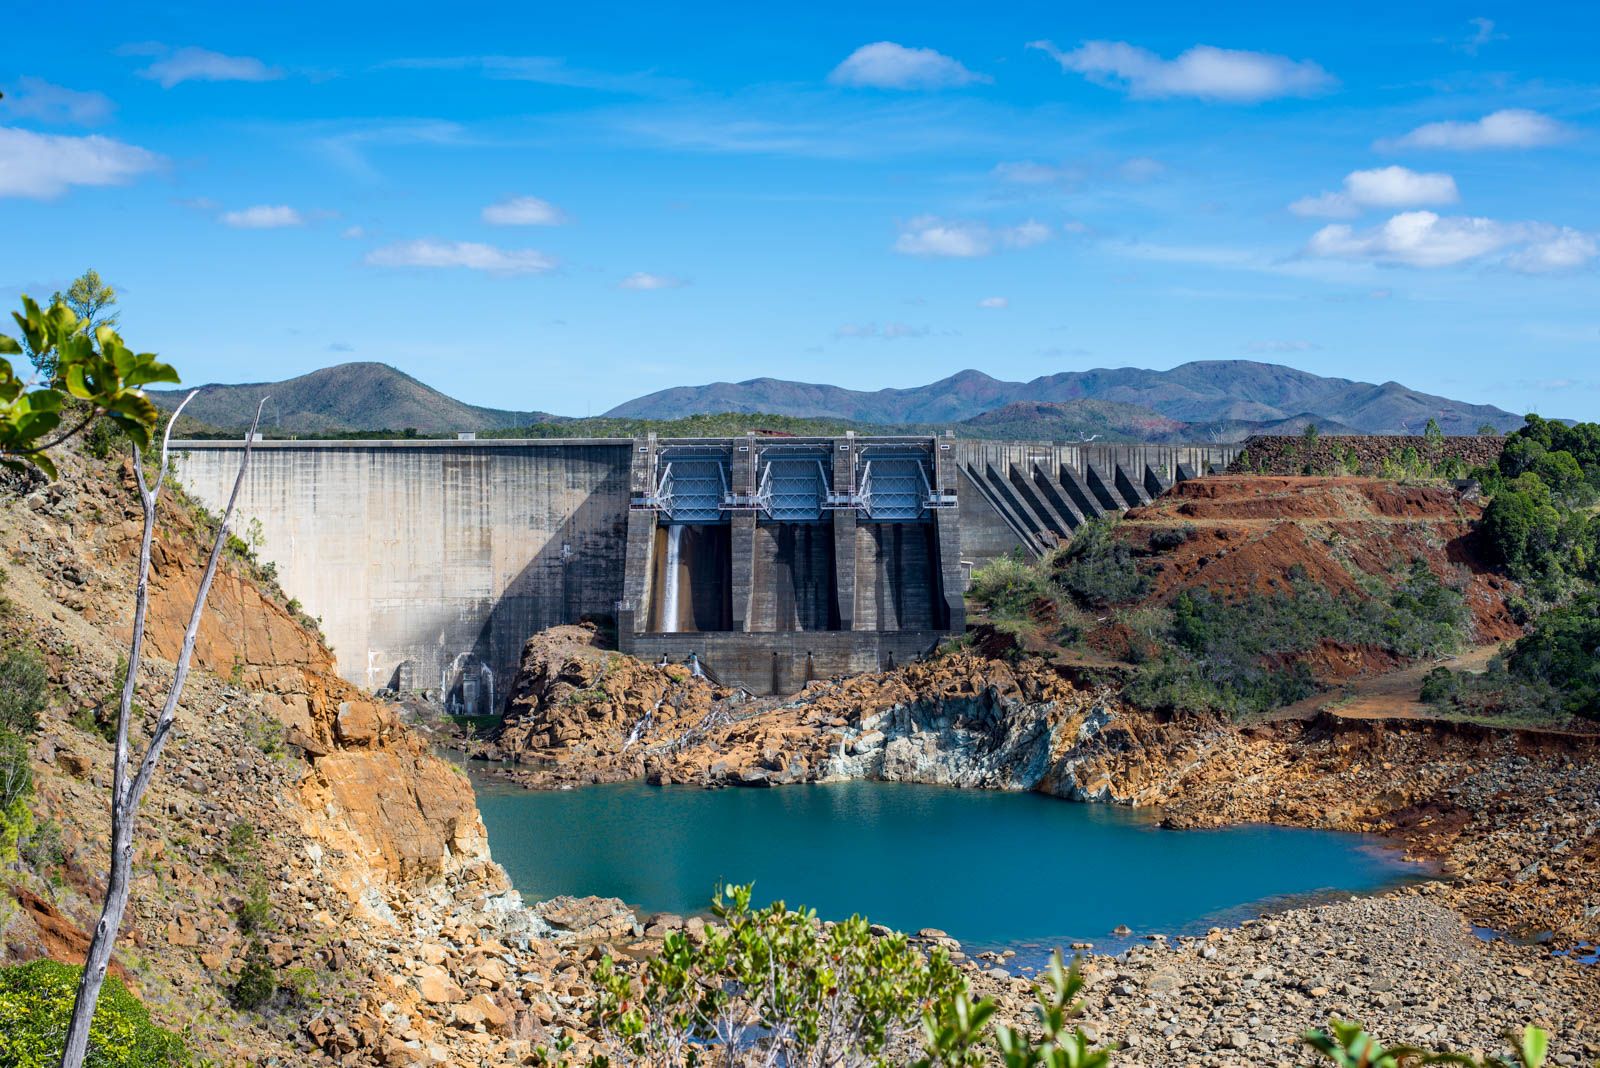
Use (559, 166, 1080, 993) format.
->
(1517, 1026, 1549, 1068)
(0, 335, 18, 356)
(125, 358, 180, 386)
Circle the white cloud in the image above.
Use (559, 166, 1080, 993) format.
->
(365, 239, 557, 274)
(895, 216, 1051, 258)
(1383, 109, 1569, 151)
(619, 272, 687, 290)
(834, 322, 928, 340)
(482, 195, 567, 226)
(1305, 210, 1598, 272)
(978, 296, 1009, 309)
(138, 47, 283, 88)
(1505, 230, 1599, 274)
(1456, 17, 1506, 55)
(1247, 339, 1320, 353)
(1027, 39, 1333, 102)
(341, 225, 366, 239)
(1289, 191, 1362, 219)
(1119, 156, 1166, 182)
(994, 160, 1079, 185)
(2, 77, 114, 125)
(1290, 166, 1458, 217)
(220, 204, 304, 228)
(828, 42, 986, 90)
(0, 126, 162, 198)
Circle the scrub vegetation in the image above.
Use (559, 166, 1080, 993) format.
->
(536, 887, 1563, 1068)
(1422, 416, 1600, 721)
(968, 534, 1469, 719)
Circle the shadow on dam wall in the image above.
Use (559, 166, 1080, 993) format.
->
(435, 484, 628, 715)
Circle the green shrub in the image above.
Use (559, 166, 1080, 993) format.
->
(236, 876, 273, 934)
(1147, 525, 1194, 551)
(19, 817, 66, 883)
(0, 729, 34, 863)
(228, 941, 277, 1011)
(224, 821, 257, 871)
(968, 553, 1057, 621)
(1054, 518, 1148, 609)
(587, 884, 973, 1066)
(0, 645, 48, 734)
(0, 958, 190, 1066)
(1306, 1017, 1553, 1068)
(1506, 593, 1600, 720)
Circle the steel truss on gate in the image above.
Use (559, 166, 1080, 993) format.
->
(633, 439, 956, 522)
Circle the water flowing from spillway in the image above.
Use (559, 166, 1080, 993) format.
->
(661, 523, 683, 633)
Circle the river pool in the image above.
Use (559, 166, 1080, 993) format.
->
(471, 774, 1423, 958)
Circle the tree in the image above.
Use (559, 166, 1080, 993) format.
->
(0, 296, 176, 478)
(55, 269, 119, 337)
(27, 271, 118, 384)
(57, 394, 267, 1068)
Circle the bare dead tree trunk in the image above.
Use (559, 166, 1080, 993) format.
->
(60, 398, 267, 1068)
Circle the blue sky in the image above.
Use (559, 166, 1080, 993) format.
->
(3, 1, 1599, 419)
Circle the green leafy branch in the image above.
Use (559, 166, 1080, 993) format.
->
(0, 296, 178, 478)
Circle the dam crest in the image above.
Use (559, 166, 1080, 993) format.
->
(170, 435, 1240, 700)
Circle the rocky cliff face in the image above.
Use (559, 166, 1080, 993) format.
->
(0, 451, 615, 1065)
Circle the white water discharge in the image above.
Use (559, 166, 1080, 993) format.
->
(623, 696, 665, 751)
(661, 523, 683, 633)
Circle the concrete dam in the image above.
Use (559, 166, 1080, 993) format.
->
(171, 435, 1240, 703)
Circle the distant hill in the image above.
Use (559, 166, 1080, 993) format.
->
(955, 399, 1188, 442)
(607, 360, 1523, 436)
(156, 358, 1525, 442)
(150, 363, 556, 435)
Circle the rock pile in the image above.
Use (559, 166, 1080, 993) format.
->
(1228, 434, 1505, 477)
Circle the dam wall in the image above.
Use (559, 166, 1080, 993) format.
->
(171, 440, 631, 706)
(171, 436, 1239, 699)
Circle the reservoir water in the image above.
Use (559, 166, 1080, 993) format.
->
(472, 776, 1423, 958)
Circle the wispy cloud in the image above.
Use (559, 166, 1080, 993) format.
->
(977, 296, 1009, 309)
(1, 77, 114, 125)
(894, 216, 1050, 258)
(482, 195, 567, 226)
(834, 322, 929, 340)
(1290, 166, 1459, 218)
(1028, 39, 1334, 102)
(1454, 17, 1506, 55)
(0, 126, 162, 198)
(827, 42, 987, 90)
(380, 55, 687, 95)
(1305, 211, 1597, 272)
(221, 204, 304, 228)
(310, 119, 471, 178)
(619, 272, 688, 290)
(136, 46, 283, 88)
(365, 239, 557, 274)
(1380, 109, 1570, 151)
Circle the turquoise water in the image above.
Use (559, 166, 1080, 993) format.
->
(472, 776, 1422, 956)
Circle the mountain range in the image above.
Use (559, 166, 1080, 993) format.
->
(152, 360, 1525, 440)
(606, 361, 1522, 436)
